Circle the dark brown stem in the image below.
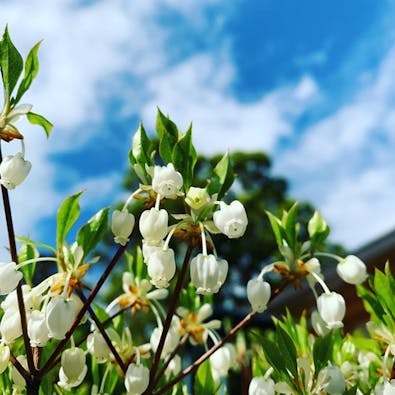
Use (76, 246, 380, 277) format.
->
(76, 288, 126, 373)
(0, 143, 37, 390)
(154, 311, 257, 395)
(144, 244, 194, 395)
(39, 243, 129, 377)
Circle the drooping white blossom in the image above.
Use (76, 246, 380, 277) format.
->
(311, 310, 330, 337)
(321, 365, 346, 395)
(58, 347, 87, 390)
(28, 310, 50, 347)
(213, 200, 248, 239)
(336, 255, 367, 285)
(111, 209, 135, 246)
(147, 248, 176, 288)
(185, 187, 210, 210)
(11, 355, 27, 388)
(317, 292, 346, 329)
(152, 163, 183, 198)
(124, 363, 150, 395)
(150, 319, 181, 357)
(0, 261, 23, 295)
(190, 254, 228, 295)
(0, 308, 23, 344)
(139, 208, 169, 243)
(45, 296, 81, 340)
(210, 343, 236, 380)
(247, 278, 271, 313)
(0, 152, 31, 189)
(87, 330, 110, 363)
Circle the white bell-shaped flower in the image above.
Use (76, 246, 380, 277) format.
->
(0, 308, 23, 343)
(213, 200, 248, 239)
(336, 255, 367, 285)
(124, 363, 150, 395)
(322, 365, 346, 395)
(152, 163, 183, 198)
(248, 376, 275, 395)
(58, 346, 87, 390)
(87, 330, 110, 363)
(150, 319, 181, 357)
(210, 343, 236, 379)
(247, 278, 271, 313)
(0, 261, 22, 295)
(147, 248, 176, 288)
(317, 292, 346, 329)
(0, 152, 31, 189)
(11, 355, 27, 388)
(111, 209, 135, 246)
(381, 380, 395, 395)
(190, 254, 228, 295)
(0, 343, 10, 374)
(45, 296, 80, 340)
(139, 208, 169, 243)
(142, 240, 164, 263)
(28, 310, 49, 347)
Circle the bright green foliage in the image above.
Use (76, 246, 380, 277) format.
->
(194, 360, 216, 394)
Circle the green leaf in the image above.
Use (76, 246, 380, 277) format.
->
(156, 108, 179, 163)
(18, 243, 39, 287)
(172, 126, 197, 190)
(207, 151, 234, 199)
(16, 235, 56, 254)
(13, 40, 41, 104)
(266, 211, 284, 247)
(372, 268, 395, 319)
(356, 284, 385, 321)
(276, 326, 298, 379)
(76, 207, 109, 256)
(313, 331, 334, 377)
(0, 26, 23, 97)
(56, 191, 83, 249)
(26, 112, 53, 137)
(343, 386, 358, 395)
(283, 203, 298, 249)
(129, 122, 152, 166)
(194, 360, 216, 395)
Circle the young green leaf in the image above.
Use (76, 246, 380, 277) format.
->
(13, 40, 41, 105)
(76, 207, 109, 256)
(313, 331, 334, 378)
(129, 122, 152, 166)
(26, 112, 53, 137)
(193, 360, 216, 395)
(266, 211, 284, 247)
(172, 126, 197, 190)
(156, 108, 179, 163)
(18, 243, 39, 287)
(0, 26, 23, 98)
(56, 191, 83, 249)
(207, 151, 234, 199)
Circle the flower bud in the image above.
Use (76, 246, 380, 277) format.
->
(139, 208, 168, 242)
(147, 248, 176, 288)
(28, 310, 49, 347)
(190, 254, 228, 295)
(111, 209, 135, 246)
(247, 278, 271, 313)
(336, 255, 367, 285)
(0, 152, 31, 189)
(317, 292, 346, 329)
(308, 211, 328, 238)
(152, 163, 183, 198)
(45, 296, 80, 340)
(185, 187, 210, 210)
(87, 330, 110, 363)
(248, 376, 275, 395)
(0, 343, 10, 374)
(0, 261, 23, 295)
(125, 363, 150, 395)
(58, 347, 87, 389)
(213, 200, 248, 239)
(210, 343, 236, 378)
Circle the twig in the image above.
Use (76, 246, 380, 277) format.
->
(144, 244, 194, 395)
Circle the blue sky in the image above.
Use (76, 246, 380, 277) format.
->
(0, 0, 395, 260)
